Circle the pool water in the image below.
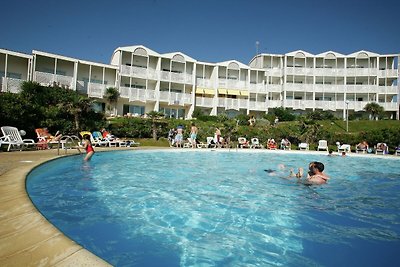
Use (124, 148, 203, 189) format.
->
(27, 150, 400, 266)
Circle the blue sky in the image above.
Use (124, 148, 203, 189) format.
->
(1, 0, 399, 65)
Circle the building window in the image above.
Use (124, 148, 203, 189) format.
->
(123, 105, 145, 116)
(159, 107, 185, 119)
(92, 102, 105, 113)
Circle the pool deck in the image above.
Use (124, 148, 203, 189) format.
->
(1, 147, 398, 266)
(0, 147, 147, 266)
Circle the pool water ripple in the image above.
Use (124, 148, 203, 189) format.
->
(27, 150, 400, 266)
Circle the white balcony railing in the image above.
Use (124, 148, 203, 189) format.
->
(196, 78, 213, 88)
(285, 83, 313, 92)
(377, 86, 398, 94)
(1, 77, 24, 93)
(249, 83, 265, 93)
(218, 79, 247, 90)
(35, 71, 74, 89)
(266, 84, 282, 92)
(226, 98, 239, 110)
(378, 69, 398, 77)
(159, 91, 192, 105)
(266, 68, 282, 77)
(249, 100, 266, 110)
(88, 83, 108, 98)
(196, 97, 214, 107)
(267, 100, 281, 108)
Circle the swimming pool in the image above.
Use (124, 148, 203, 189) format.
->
(27, 150, 400, 266)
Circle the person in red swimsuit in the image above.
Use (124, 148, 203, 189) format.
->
(83, 134, 95, 161)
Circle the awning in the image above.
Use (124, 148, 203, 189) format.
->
(240, 90, 249, 96)
(218, 89, 227, 94)
(195, 88, 204, 94)
(203, 89, 215, 95)
(227, 89, 240, 96)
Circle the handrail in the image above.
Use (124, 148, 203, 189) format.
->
(57, 135, 82, 155)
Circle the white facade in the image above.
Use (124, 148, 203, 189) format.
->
(1, 45, 399, 119)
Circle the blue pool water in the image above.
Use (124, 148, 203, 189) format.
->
(27, 150, 400, 266)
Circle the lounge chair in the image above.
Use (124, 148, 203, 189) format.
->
(267, 139, 277, 150)
(206, 137, 217, 148)
(250, 138, 263, 149)
(375, 143, 388, 155)
(91, 131, 110, 147)
(317, 140, 328, 151)
(237, 137, 250, 148)
(280, 138, 291, 150)
(35, 128, 68, 149)
(298, 142, 309, 151)
(336, 142, 351, 153)
(1, 126, 36, 151)
(80, 131, 109, 147)
(183, 138, 193, 148)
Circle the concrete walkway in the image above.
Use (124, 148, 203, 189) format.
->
(0, 147, 137, 266)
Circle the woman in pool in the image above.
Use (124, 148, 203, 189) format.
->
(83, 134, 95, 161)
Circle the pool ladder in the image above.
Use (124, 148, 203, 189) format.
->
(56, 135, 82, 155)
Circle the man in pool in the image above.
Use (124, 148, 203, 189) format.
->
(304, 161, 329, 185)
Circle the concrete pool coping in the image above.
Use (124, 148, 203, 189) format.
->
(1, 147, 399, 266)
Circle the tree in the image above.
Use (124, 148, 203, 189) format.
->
(104, 87, 120, 115)
(146, 111, 165, 140)
(364, 102, 384, 120)
(58, 94, 93, 131)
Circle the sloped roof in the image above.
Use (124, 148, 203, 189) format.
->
(161, 52, 196, 62)
(285, 50, 315, 57)
(217, 60, 249, 69)
(116, 45, 160, 57)
(347, 50, 380, 58)
(315, 51, 346, 58)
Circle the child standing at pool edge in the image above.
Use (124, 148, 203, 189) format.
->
(83, 134, 95, 161)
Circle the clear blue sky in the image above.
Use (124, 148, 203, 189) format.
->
(1, 0, 399, 65)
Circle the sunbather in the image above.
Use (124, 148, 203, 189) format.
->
(37, 128, 62, 142)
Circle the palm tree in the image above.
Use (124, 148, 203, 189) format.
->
(364, 102, 384, 120)
(104, 87, 120, 116)
(58, 95, 93, 130)
(146, 111, 165, 140)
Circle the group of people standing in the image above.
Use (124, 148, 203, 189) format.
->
(168, 124, 227, 148)
(168, 123, 199, 148)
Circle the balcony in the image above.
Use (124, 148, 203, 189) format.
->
(381, 102, 398, 111)
(285, 83, 313, 92)
(346, 85, 376, 93)
(249, 100, 266, 110)
(346, 68, 374, 76)
(160, 71, 192, 84)
(379, 69, 398, 77)
(377, 86, 398, 94)
(314, 100, 337, 111)
(1, 77, 24, 93)
(196, 78, 213, 88)
(159, 91, 192, 105)
(120, 66, 159, 80)
(35, 71, 74, 89)
(196, 97, 214, 107)
(218, 79, 247, 90)
(286, 67, 314, 76)
(266, 84, 282, 92)
(266, 68, 282, 77)
(267, 100, 281, 108)
(88, 83, 108, 98)
(285, 99, 314, 110)
(249, 83, 265, 93)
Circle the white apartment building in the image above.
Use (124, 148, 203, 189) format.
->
(1, 45, 399, 119)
